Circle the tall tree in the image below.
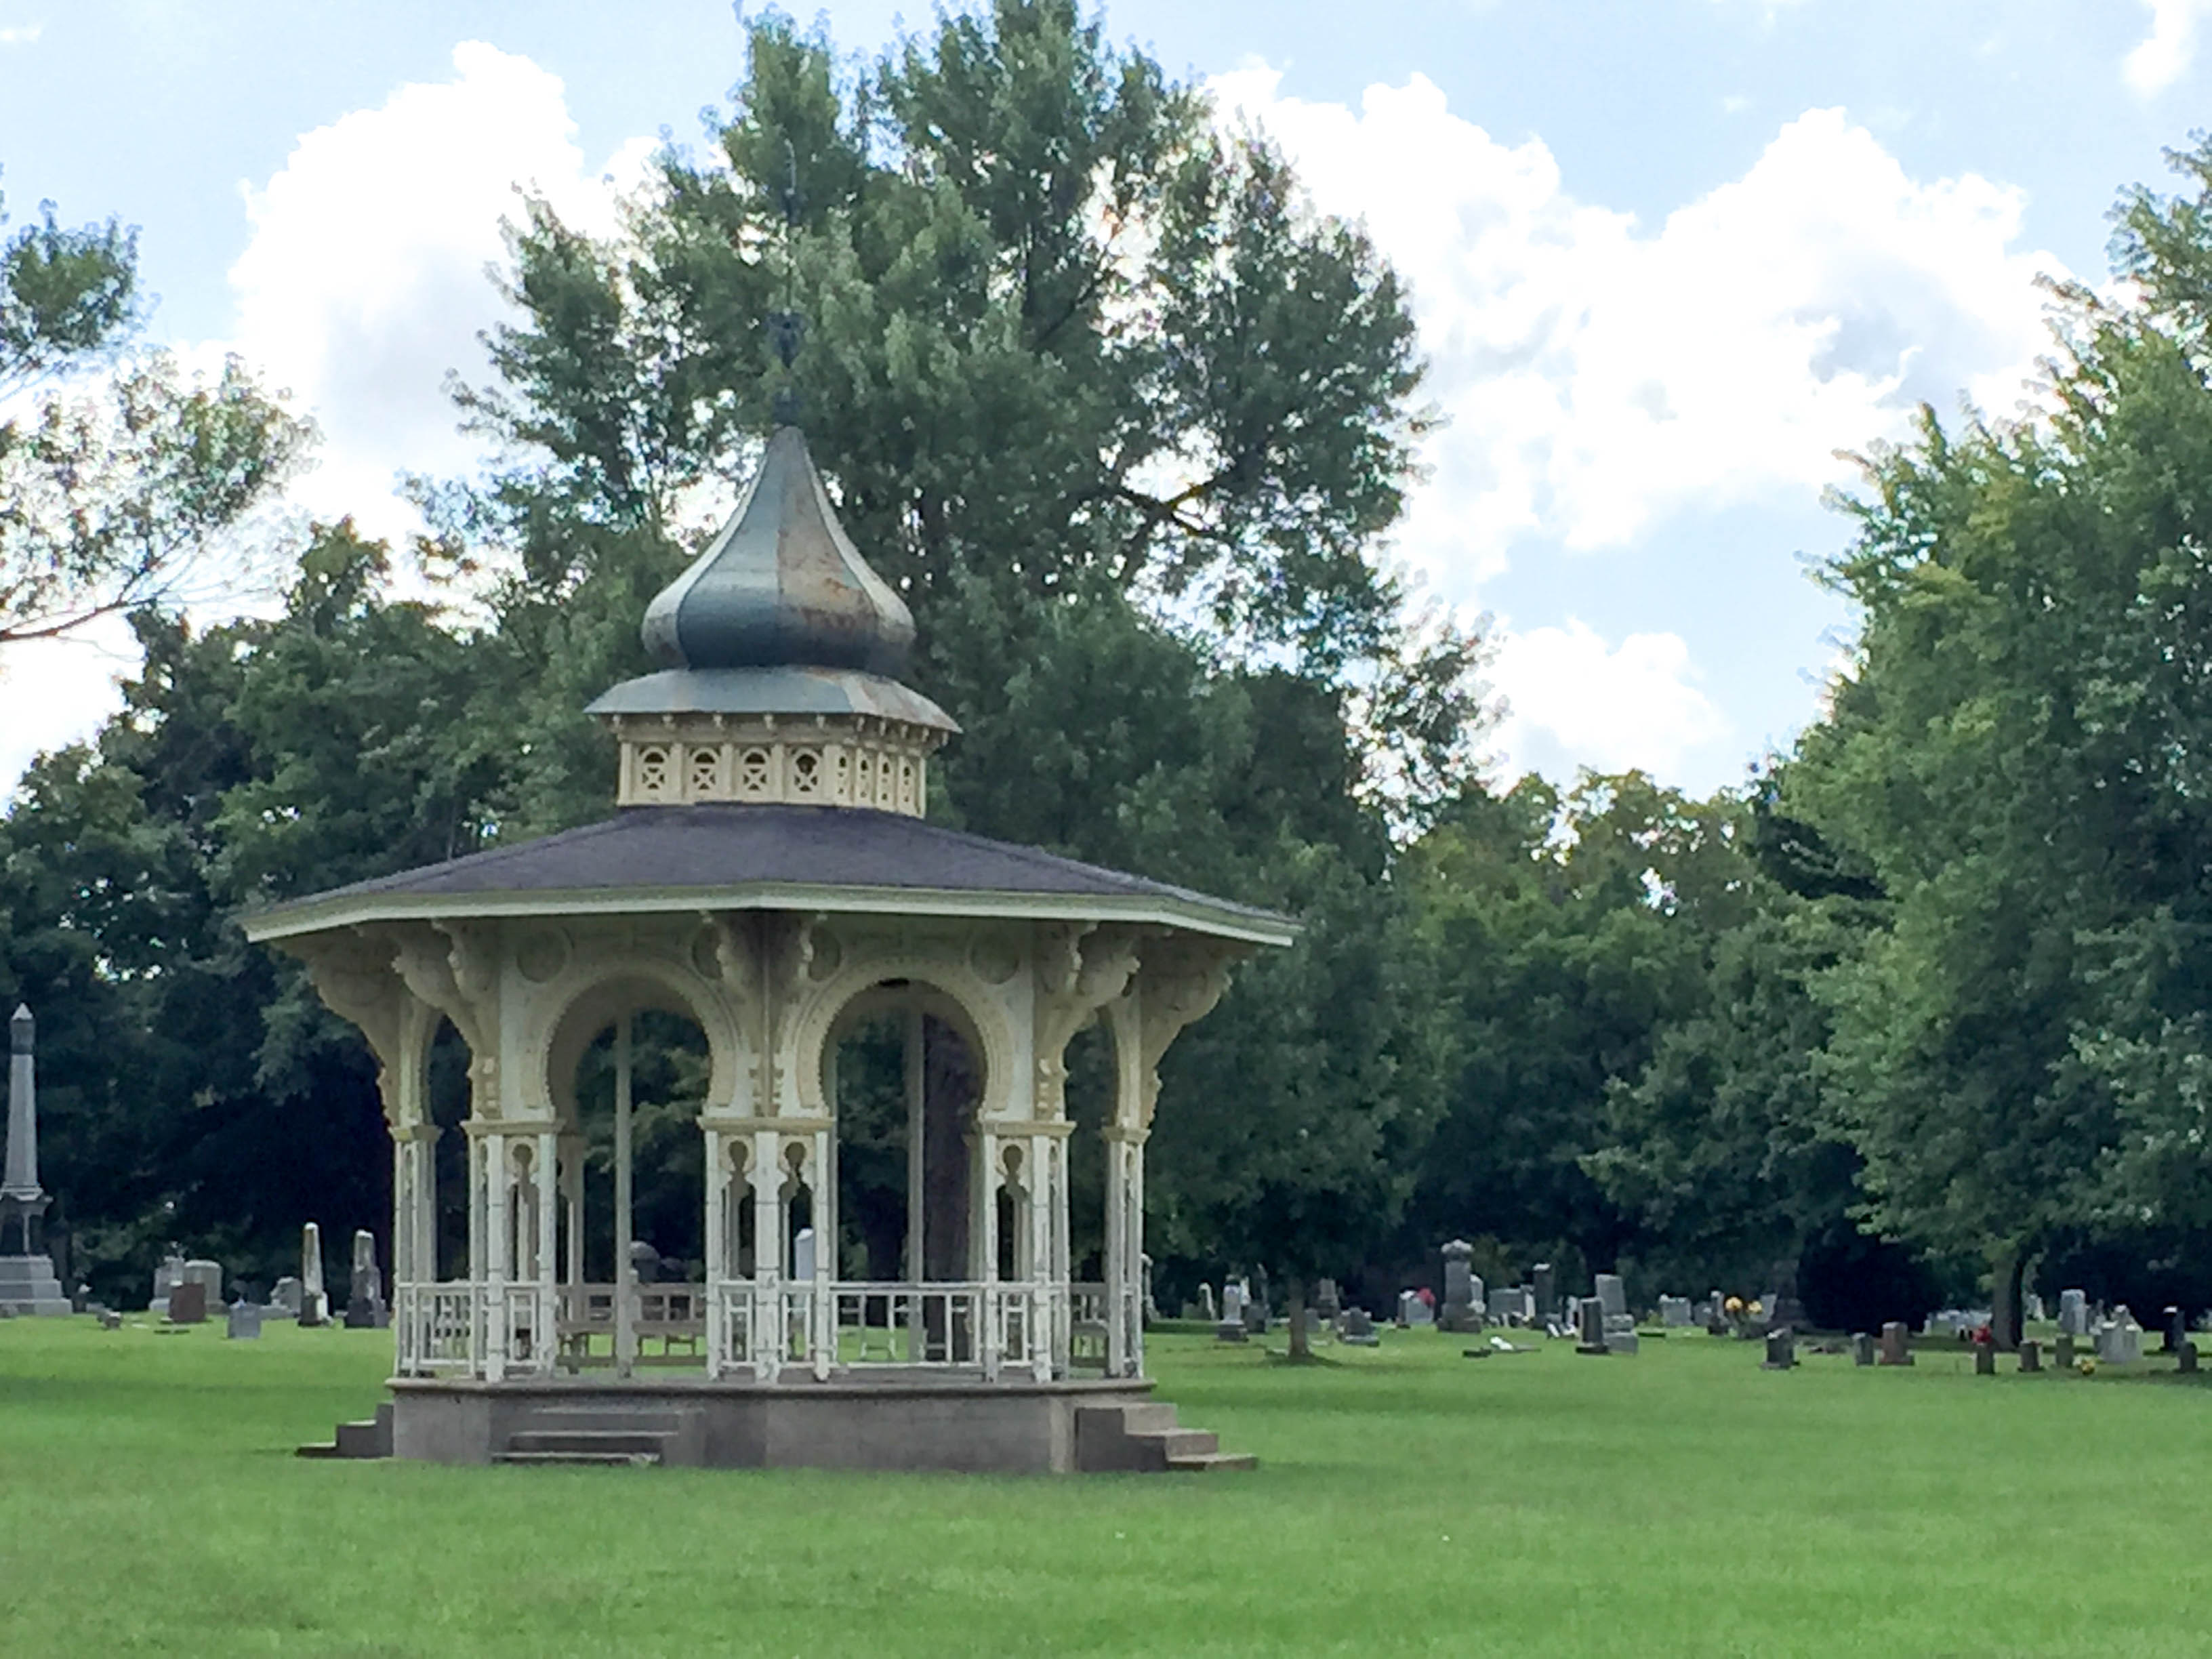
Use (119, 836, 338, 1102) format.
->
(0, 180, 306, 649)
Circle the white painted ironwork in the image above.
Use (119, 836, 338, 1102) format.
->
(397, 1283, 480, 1375)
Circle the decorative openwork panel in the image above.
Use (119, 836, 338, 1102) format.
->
(610, 715, 944, 814)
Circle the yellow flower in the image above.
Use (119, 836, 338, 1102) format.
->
(1723, 1296, 1743, 1315)
(1748, 1298, 1765, 1317)
(2078, 1357, 2097, 1375)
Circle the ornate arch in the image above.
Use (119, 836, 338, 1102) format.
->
(528, 945, 745, 1127)
(790, 950, 1019, 1124)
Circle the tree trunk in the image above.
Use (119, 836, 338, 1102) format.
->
(1287, 1275, 1310, 1363)
(1991, 1243, 2024, 1352)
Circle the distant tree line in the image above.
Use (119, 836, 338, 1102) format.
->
(7, 3, 2212, 1342)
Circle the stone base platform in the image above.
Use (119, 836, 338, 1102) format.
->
(0, 1254, 70, 1317)
(384, 1374, 1233, 1474)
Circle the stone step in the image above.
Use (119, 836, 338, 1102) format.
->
(1166, 1451, 1257, 1473)
(506, 1430, 670, 1458)
(1114, 1402, 1182, 1435)
(297, 1402, 392, 1460)
(1073, 1403, 1254, 1473)
(495, 1448, 663, 1467)
(1130, 1427, 1218, 1459)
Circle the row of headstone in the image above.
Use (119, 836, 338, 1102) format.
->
(2094, 1307, 2145, 1364)
(1658, 1295, 1693, 1327)
(1486, 1285, 1533, 1324)
(1395, 1290, 1434, 1328)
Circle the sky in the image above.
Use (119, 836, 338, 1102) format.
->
(1, 0, 2207, 799)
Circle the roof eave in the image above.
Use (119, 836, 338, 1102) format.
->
(239, 882, 1298, 950)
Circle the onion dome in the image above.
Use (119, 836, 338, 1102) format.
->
(642, 425, 914, 679)
(586, 424, 956, 813)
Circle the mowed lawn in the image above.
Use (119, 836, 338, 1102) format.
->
(0, 1317, 2203, 1656)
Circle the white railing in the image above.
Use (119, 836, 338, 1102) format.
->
(400, 1279, 1067, 1382)
(396, 1283, 480, 1375)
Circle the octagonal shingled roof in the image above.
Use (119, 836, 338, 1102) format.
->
(240, 804, 1296, 946)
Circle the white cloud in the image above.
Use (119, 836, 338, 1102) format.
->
(0, 23, 41, 46)
(2, 43, 657, 793)
(2125, 0, 2212, 96)
(1491, 618, 1729, 781)
(1210, 70, 2065, 588)
(224, 40, 655, 541)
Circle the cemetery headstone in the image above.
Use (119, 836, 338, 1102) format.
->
(1604, 1326, 1640, 1355)
(2055, 1333, 2075, 1368)
(1763, 1328, 1797, 1370)
(1659, 1295, 1693, 1328)
(1315, 1278, 1341, 1322)
(1594, 1274, 1627, 1323)
(2024, 1292, 2046, 1324)
(1853, 1332, 1875, 1366)
(1218, 1280, 1248, 1343)
(150, 1250, 185, 1319)
(2179, 1341, 2199, 1375)
(1878, 1322, 1913, 1366)
(166, 1279, 207, 1324)
(1532, 1263, 1556, 1324)
(2058, 1289, 2088, 1336)
(267, 1276, 303, 1319)
(2165, 1307, 2186, 1353)
(1576, 1296, 1607, 1355)
(1242, 1294, 1269, 1337)
(0, 1004, 72, 1315)
(1974, 1342, 1996, 1376)
(2019, 1339, 2042, 1374)
(70, 1282, 87, 1315)
(181, 1258, 224, 1313)
(226, 1297, 262, 1340)
(300, 1223, 329, 1326)
(1199, 1283, 1216, 1322)
(2097, 1308, 2144, 1364)
(1339, 1308, 1378, 1346)
(97, 1307, 121, 1330)
(1438, 1240, 1483, 1334)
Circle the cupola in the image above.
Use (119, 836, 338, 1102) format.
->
(586, 426, 957, 814)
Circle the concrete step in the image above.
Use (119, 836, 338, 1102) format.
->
(506, 1430, 670, 1458)
(298, 1402, 392, 1460)
(1130, 1427, 1218, 1460)
(495, 1448, 663, 1467)
(1074, 1403, 1254, 1473)
(1166, 1451, 1257, 1473)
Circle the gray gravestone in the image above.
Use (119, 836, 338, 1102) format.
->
(2055, 1332, 2075, 1368)
(300, 1223, 329, 1326)
(1763, 1328, 1796, 1369)
(1198, 1283, 1216, 1322)
(226, 1297, 262, 1340)
(1339, 1308, 1378, 1346)
(1218, 1279, 1248, 1342)
(2058, 1289, 2088, 1336)
(2097, 1309, 2144, 1364)
(1439, 1240, 1483, 1334)
(1879, 1322, 1912, 1366)
(2179, 1341, 2199, 1374)
(1974, 1342, 1996, 1376)
(181, 1258, 224, 1313)
(2019, 1339, 2042, 1374)
(1594, 1274, 1627, 1323)
(150, 1250, 185, 1318)
(0, 1005, 70, 1316)
(1315, 1278, 1341, 1322)
(1659, 1295, 1693, 1328)
(1532, 1263, 1555, 1324)
(1852, 1332, 1875, 1366)
(1576, 1296, 1607, 1355)
(267, 1276, 303, 1318)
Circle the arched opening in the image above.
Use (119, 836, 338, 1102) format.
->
(821, 979, 988, 1364)
(547, 978, 714, 1374)
(425, 1017, 472, 1280)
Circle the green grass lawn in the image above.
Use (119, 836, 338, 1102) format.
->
(1, 1316, 2203, 1656)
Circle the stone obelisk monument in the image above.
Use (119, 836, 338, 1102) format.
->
(0, 1004, 70, 1315)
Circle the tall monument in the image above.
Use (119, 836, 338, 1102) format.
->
(0, 1004, 70, 1315)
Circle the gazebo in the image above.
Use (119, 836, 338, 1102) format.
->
(243, 424, 1292, 1472)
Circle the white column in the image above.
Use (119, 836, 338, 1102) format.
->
(613, 1012, 636, 1378)
(1126, 1134, 1147, 1377)
(484, 1130, 510, 1381)
(534, 1130, 558, 1374)
(1103, 1127, 1130, 1377)
(976, 1126, 1001, 1381)
(703, 1127, 726, 1377)
(467, 1132, 487, 1375)
(811, 1124, 833, 1382)
(1029, 1135, 1052, 1382)
(560, 1132, 584, 1291)
(753, 1130, 783, 1382)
